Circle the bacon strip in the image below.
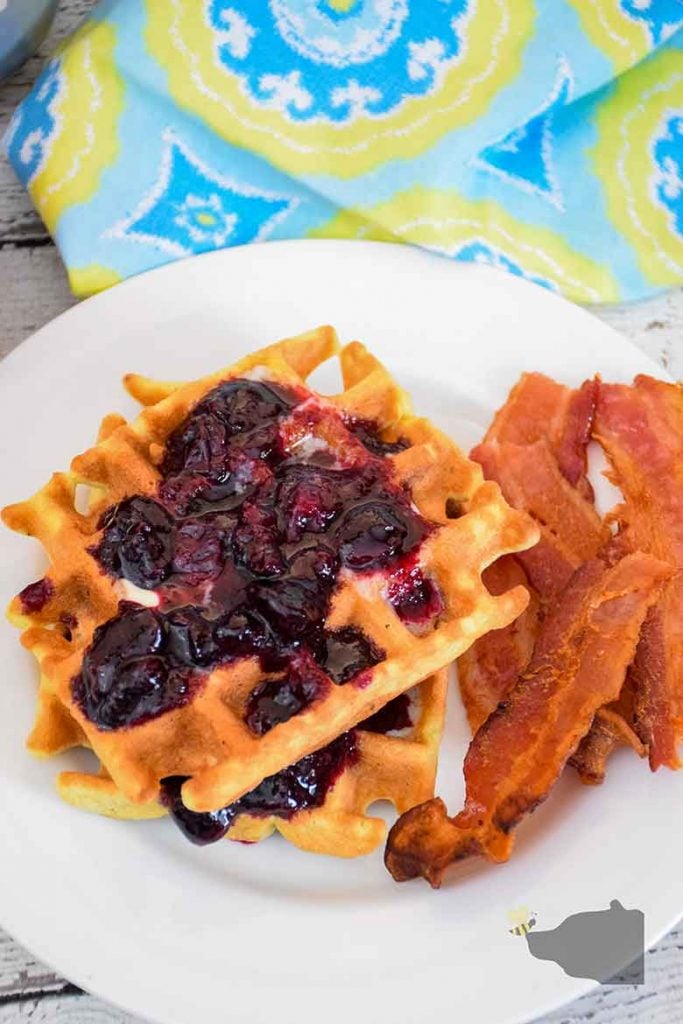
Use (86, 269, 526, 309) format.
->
(481, 373, 597, 499)
(569, 707, 646, 785)
(386, 552, 670, 886)
(457, 557, 540, 732)
(472, 439, 607, 600)
(594, 375, 683, 770)
(460, 376, 605, 734)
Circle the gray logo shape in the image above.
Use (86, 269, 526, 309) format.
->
(526, 900, 644, 985)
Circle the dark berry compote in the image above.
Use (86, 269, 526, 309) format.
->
(73, 376, 440, 841)
(159, 690, 414, 845)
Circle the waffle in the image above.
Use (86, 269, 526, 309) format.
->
(56, 671, 447, 857)
(4, 327, 538, 817)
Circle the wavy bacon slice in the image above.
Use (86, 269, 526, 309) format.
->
(458, 376, 598, 737)
(386, 552, 670, 886)
(457, 557, 541, 732)
(594, 375, 683, 770)
(472, 438, 608, 599)
(482, 373, 597, 499)
(569, 707, 646, 785)
(461, 375, 605, 735)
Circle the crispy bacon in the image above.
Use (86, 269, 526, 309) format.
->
(472, 439, 608, 600)
(557, 379, 599, 498)
(569, 707, 646, 785)
(460, 375, 604, 733)
(594, 375, 683, 770)
(386, 552, 670, 886)
(457, 557, 541, 732)
(481, 373, 597, 499)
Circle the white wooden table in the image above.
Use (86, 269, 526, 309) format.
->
(1, 3, 682, 1022)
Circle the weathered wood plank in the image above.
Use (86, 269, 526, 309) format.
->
(542, 925, 683, 1023)
(0, 929, 63, 998)
(0, 0, 97, 246)
(598, 290, 683, 379)
(0, 993, 135, 1022)
(0, 247, 75, 355)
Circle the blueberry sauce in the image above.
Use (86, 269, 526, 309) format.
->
(75, 378, 434, 736)
(159, 732, 358, 845)
(95, 497, 175, 589)
(244, 653, 330, 736)
(386, 555, 443, 625)
(237, 732, 358, 820)
(320, 627, 384, 685)
(360, 692, 413, 734)
(159, 693, 412, 845)
(160, 775, 236, 845)
(19, 577, 54, 614)
(345, 416, 409, 457)
(72, 605, 200, 730)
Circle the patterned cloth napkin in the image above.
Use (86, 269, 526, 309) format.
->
(5, 0, 683, 302)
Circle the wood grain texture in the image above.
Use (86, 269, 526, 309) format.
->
(0, 0, 96, 247)
(0, 994, 136, 1023)
(0, 1, 682, 1020)
(598, 291, 683, 379)
(0, 249, 75, 355)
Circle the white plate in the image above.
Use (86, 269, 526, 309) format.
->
(0, 241, 679, 1024)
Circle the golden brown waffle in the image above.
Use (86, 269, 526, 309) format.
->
(4, 327, 538, 815)
(56, 671, 447, 857)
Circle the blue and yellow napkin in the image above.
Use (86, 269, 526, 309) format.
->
(5, 0, 683, 301)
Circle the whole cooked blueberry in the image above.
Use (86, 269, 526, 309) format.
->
(387, 564, 443, 624)
(94, 497, 174, 589)
(236, 733, 358, 818)
(166, 606, 220, 667)
(73, 606, 195, 730)
(209, 380, 295, 435)
(285, 542, 338, 584)
(98, 655, 170, 725)
(160, 457, 271, 517)
(163, 412, 229, 479)
(232, 501, 285, 577)
(277, 467, 342, 542)
(213, 607, 273, 659)
(172, 517, 228, 579)
(337, 500, 425, 571)
(320, 626, 385, 684)
(160, 776, 235, 845)
(162, 380, 296, 481)
(158, 472, 212, 519)
(245, 655, 328, 735)
(249, 578, 325, 643)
